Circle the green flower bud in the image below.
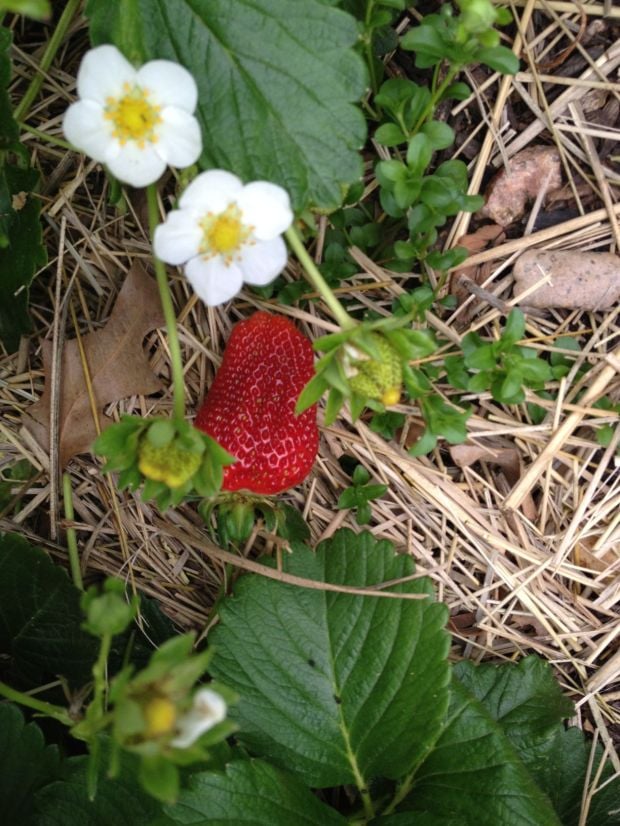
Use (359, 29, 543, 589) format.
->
(138, 440, 202, 488)
(347, 334, 402, 406)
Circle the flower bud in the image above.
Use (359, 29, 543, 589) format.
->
(347, 334, 402, 406)
(138, 440, 202, 488)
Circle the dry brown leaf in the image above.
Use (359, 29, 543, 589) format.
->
(513, 249, 620, 310)
(450, 442, 537, 521)
(24, 263, 164, 466)
(480, 146, 562, 227)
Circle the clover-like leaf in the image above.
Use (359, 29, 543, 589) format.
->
(209, 529, 450, 789)
(85, 0, 367, 211)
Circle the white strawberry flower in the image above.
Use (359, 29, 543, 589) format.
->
(63, 44, 202, 188)
(153, 169, 293, 306)
(170, 688, 227, 749)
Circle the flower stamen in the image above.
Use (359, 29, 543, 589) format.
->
(104, 82, 162, 146)
(199, 204, 252, 262)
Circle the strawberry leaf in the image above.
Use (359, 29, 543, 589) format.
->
(397, 677, 561, 825)
(0, 533, 97, 686)
(165, 760, 347, 825)
(455, 657, 620, 826)
(0, 704, 61, 826)
(209, 529, 450, 788)
(85, 0, 367, 211)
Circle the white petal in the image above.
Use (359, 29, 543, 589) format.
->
(136, 60, 198, 113)
(156, 108, 202, 168)
(239, 236, 288, 286)
(63, 100, 111, 161)
(185, 255, 243, 306)
(153, 209, 202, 265)
(170, 689, 227, 749)
(237, 181, 293, 240)
(179, 169, 243, 214)
(105, 142, 166, 188)
(76, 44, 136, 104)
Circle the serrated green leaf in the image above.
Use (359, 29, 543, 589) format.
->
(86, 0, 367, 211)
(453, 656, 574, 756)
(209, 529, 450, 788)
(0, 533, 97, 685)
(455, 656, 620, 826)
(165, 759, 347, 825)
(0, 704, 61, 826)
(33, 745, 171, 826)
(398, 677, 562, 825)
(0, 164, 46, 351)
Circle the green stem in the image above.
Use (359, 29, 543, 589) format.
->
(92, 633, 112, 716)
(0, 680, 72, 725)
(364, 0, 378, 97)
(14, 0, 82, 122)
(146, 184, 186, 421)
(19, 122, 72, 150)
(285, 226, 356, 331)
(412, 66, 459, 134)
(63, 472, 83, 591)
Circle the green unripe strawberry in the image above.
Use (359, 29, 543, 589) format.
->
(138, 440, 202, 488)
(348, 334, 402, 406)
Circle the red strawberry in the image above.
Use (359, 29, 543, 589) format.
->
(195, 311, 318, 495)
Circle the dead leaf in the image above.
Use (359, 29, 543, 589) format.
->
(513, 249, 620, 310)
(23, 263, 164, 466)
(450, 442, 537, 521)
(480, 146, 562, 227)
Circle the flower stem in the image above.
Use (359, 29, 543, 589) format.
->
(146, 184, 186, 421)
(285, 226, 356, 331)
(14, 0, 82, 122)
(0, 680, 72, 726)
(63, 472, 83, 591)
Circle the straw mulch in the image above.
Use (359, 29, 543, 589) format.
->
(1, 0, 619, 770)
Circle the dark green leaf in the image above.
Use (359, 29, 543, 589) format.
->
(369, 410, 405, 440)
(33, 748, 171, 826)
(209, 529, 450, 788)
(0, 164, 46, 352)
(166, 759, 347, 824)
(0, 28, 18, 148)
(0, 533, 97, 686)
(0, 704, 61, 826)
(86, 0, 367, 211)
(455, 656, 620, 826)
(398, 678, 562, 825)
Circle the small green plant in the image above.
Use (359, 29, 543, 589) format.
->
(337, 464, 388, 524)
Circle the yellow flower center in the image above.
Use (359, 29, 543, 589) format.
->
(143, 696, 177, 738)
(138, 441, 202, 488)
(199, 204, 253, 262)
(104, 82, 161, 147)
